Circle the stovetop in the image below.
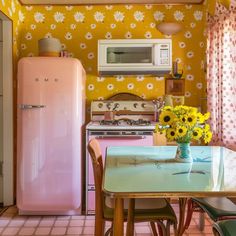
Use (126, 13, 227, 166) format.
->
(86, 120, 156, 131)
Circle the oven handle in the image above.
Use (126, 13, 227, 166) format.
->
(94, 135, 147, 139)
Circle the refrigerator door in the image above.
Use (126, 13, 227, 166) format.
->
(17, 57, 84, 214)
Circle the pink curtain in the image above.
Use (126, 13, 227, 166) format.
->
(207, 2, 236, 150)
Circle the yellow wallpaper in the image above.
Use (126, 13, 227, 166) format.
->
(17, 4, 206, 111)
(0, 0, 22, 74)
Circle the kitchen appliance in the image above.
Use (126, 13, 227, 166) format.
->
(98, 39, 172, 76)
(85, 94, 162, 214)
(17, 57, 85, 215)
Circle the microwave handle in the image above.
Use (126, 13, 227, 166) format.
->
(153, 44, 158, 66)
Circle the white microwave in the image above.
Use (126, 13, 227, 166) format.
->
(98, 39, 172, 76)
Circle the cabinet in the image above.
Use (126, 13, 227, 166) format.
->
(165, 78, 185, 96)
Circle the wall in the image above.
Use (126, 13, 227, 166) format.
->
(18, 4, 206, 114)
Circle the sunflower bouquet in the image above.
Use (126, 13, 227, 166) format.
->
(155, 105, 212, 144)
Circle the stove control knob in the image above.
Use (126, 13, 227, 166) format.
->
(133, 103, 138, 108)
(98, 103, 103, 108)
(141, 103, 146, 108)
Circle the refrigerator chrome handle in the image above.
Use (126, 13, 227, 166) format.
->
(19, 104, 46, 109)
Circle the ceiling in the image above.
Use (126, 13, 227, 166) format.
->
(19, 0, 204, 5)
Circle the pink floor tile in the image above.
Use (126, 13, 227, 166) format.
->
(34, 227, 52, 235)
(66, 227, 83, 234)
(51, 227, 67, 235)
(82, 227, 95, 235)
(2, 227, 20, 235)
(69, 220, 84, 227)
(39, 220, 55, 227)
(54, 220, 69, 227)
(18, 227, 35, 235)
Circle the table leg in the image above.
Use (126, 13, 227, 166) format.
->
(178, 198, 188, 236)
(113, 198, 124, 236)
(126, 198, 135, 236)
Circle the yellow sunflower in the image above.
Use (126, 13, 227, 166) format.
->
(204, 131, 212, 143)
(192, 127, 203, 140)
(196, 113, 205, 123)
(204, 112, 210, 120)
(176, 126, 187, 137)
(166, 128, 176, 141)
(159, 111, 176, 126)
(185, 114, 197, 127)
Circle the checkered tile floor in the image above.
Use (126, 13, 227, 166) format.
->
(0, 205, 214, 235)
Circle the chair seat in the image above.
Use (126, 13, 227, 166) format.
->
(213, 220, 236, 236)
(104, 198, 177, 222)
(192, 197, 236, 221)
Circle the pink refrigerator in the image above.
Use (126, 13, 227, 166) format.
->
(17, 57, 85, 215)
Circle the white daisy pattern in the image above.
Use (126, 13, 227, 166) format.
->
(114, 11, 125, 22)
(186, 74, 194, 81)
(127, 83, 134, 90)
(155, 77, 164, 81)
(34, 12, 45, 23)
(105, 32, 112, 39)
(80, 43, 86, 49)
(134, 11, 144, 22)
(145, 5, 152, 9)
(194, 10, 203, 21)
(50, 24, 56, 30)
(184, 31, 192, 39)
(97, 77, 105, 82)
(174, 11, 184, 21)
(144, 31, 152, 39)
(65, 6, 73, 11)
(185, 91, 191, 97)
(18, 10, 25, 22)
(21, 44, 27, 50)
(154, 11, 165, 21)
(190, 22, 196, 28)
(88, 52, 94, 59)
(85, 6, 93, 10)
(65, 32, 72, 40)
(85, 32, 93, 40)
(116, 76, 125, 82)
(136, 75, 144, 81)
(125, 5, 133, 10)
(54, 12, 65, 23)
(45, 6, 53, 11)
(74, 12, 85, 23)
(179, 42, 186, 48)
(70, 24, 76, 30)
(45, 33, 52, 38)
(165, 4, 172, 9)
(90, 24, 96, 29)
(110, 23, 116, 29)
(25, 32, 32, 40)
(185, 5, 192, 9)
(105, 5, 113, 10)
(25, 6, 33, 11)
(125, 31, 132, 39)
(107, 84, 114, 90)
(94, 11, 105, 22)
(130, 23, 136, 29)
(30, 24, 36, 30)
(88, 84, 94, 91)
(150, 22, 156, 28)
(187, 51, 194, 58)
(196, 83, 203, 89)
(147, 83, 153, 90)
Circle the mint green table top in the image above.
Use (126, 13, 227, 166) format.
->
(103, 146, 236, 198)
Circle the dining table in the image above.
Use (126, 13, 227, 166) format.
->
(102, 145, 236, 236)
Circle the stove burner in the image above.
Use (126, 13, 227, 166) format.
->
(99, 119, 151, 126)
(99, 120, 120, 126)
(127, 119, 151, 126)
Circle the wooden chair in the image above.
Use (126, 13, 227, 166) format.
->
(212, 220, 236, 236)
(184, 198, 236, 231)
(88, 138, 177, 236)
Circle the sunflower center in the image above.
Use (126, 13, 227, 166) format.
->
(193, 131, 198, 136)
(179, 129, 183, 133)
(187, 117, 193, 122)
(164, 116, 171, 122)
(170, 131, 175, 136)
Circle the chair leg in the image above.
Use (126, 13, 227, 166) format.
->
(156, 221, 166, 236)
(95, 215, 105, 236)
(150, 222, 158, 236)
(198, 212, 205, 231)
(184, 198, 194, 230)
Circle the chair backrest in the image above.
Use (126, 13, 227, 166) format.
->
(87, 138, 104, 217)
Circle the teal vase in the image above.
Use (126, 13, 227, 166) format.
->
(175, 142, 193, 163)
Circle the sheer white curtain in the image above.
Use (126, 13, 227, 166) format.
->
(207, 3, 236, 150)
